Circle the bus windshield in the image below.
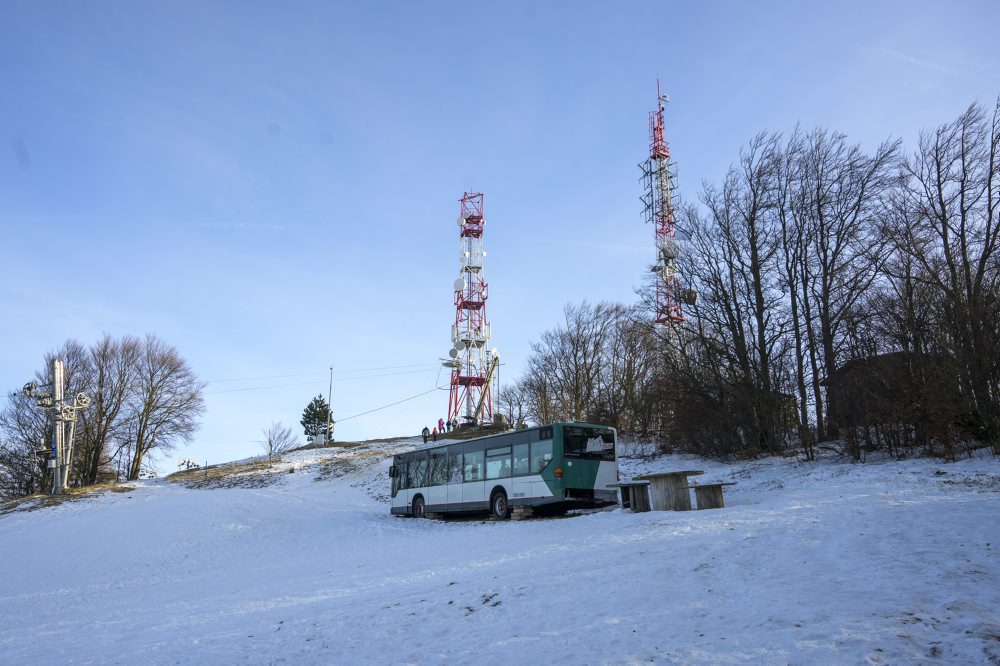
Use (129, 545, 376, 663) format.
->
(563, 426, 615, 461)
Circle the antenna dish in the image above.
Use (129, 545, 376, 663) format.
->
(455, 340, 466, 350)
(457, 216, 465, 226)
(660, 238, 681, 261)
(449, 348, 458, 358)
(453, 278, 465, 291)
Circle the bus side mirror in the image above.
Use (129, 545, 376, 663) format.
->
(389, 465, 396, 478)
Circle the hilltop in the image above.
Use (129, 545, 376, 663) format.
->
(0, 439, 998, 664)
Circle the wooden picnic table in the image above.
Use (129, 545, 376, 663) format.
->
(633, 470, 704, 511)
(609, 480, 651, 513)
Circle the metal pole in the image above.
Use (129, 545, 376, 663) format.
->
(327, 365, 333, 442)
(51, 358, 64, 495)
(63, 417, 77, 490)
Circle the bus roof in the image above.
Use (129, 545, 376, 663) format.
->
(406, 422, 615, 452)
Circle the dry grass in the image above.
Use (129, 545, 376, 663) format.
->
(0, 483, 135, 516)
(167, 459, 281, 489)
(314, 448, 388, 482)
(289, 436, 412, 454)
(168, 443, 398, 489)
(437, 426, 507, 441)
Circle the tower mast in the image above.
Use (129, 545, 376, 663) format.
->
(642, 79, 686, 324)
(444, 192, 494, 426)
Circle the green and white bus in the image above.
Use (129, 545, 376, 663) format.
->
(389, 422, 618, 519)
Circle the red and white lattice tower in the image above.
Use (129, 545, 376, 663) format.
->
(443, 192, 495, 426)
(642, 80, 685, 325)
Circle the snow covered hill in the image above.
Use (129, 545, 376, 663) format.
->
(1, 439, 998, 664)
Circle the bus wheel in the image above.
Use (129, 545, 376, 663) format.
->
(412, 496, 425, 518)
(491, 491, 509, 520)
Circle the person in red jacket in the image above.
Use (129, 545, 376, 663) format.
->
(432, 427, 438, 442)
(438, 418, 445, 433)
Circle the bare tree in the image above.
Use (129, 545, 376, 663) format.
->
(0, 389, 48, 498)
(496, 381, 528, 428)
(261, 422, 297, 462)
(2, 335, 206, 495)
(679, 133, 793, 455)
(0, 340, 90, 495)
(521, 302, 619, 423)
(75, 335, 141, 485)
(126, 335, 206, 481)
(793, 129, 900, 442)
(594, 305, 657, 434)
(891, 99, 1000, 451)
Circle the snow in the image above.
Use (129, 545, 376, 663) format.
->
(1, 439, 998, 664)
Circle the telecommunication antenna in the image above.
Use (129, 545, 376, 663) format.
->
(442, 192, 496, 427)
(640, 79, 696, 325)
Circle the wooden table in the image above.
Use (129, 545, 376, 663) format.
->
(609, 481, 651, 513)
(633, 470, 704, 511)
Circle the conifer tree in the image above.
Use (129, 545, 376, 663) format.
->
(300, 395, 331, 437)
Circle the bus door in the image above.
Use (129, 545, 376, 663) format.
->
(511, 441, 531, 501)
(426, 448, 448, 509)
(462, 447, 486, 509)
(446, 449, 464, 508)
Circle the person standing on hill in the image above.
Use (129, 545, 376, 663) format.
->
(438, 417, 445, 433)
(432, 427, 438, 442)
(421, 426, 430, 444)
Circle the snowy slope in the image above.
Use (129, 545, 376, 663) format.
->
(1, 439, 998, 664)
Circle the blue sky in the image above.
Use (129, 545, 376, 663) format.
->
(2, 1, 998, 472)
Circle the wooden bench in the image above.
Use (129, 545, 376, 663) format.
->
(683, 482, 737, 510)
(609, 481, 651, 513)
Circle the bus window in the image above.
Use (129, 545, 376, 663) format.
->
(563, 426, 615, 461)
(446, 450, 463, 484)
(411, 454, 428, 488)
(486, 446, 511, 479)
(430, 449, 448, 486)
(464, 450, 484, 481)
(392, 461, 407, 494)
(531, 439, 552, 474)
(512, 443, 529, 476)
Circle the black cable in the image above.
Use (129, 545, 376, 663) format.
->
(205, 380, 324, 395)
(205, 362, 438, 384)
(335, 387, 445, 423)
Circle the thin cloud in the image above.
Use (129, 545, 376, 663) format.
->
(201, 222, 288, 231)
(877, 48, 964, 77)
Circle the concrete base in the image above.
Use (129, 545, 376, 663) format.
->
(511, 506, 534, 520)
